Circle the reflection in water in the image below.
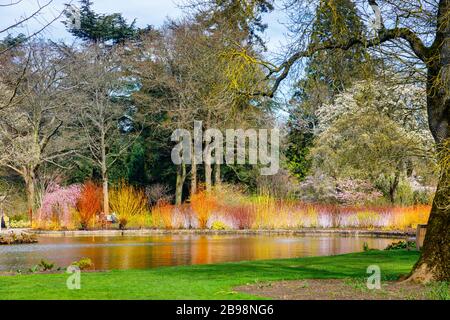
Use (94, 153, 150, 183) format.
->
(0, 234, 399, 271)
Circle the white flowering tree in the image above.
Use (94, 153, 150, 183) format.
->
(316, 79, 430, 136)
(311, 80, 435, 203)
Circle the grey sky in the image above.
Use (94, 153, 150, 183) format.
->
(0, 0, 290, 55)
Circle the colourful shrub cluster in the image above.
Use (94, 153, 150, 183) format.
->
(190, 192, 217, 229)
(186, 191, 430, 230)
(32, 182, 431, 231)
(34, 183, 82, 230)
(225, 205, 254, 229)
(239, 198, 430, 230)
(77, 182, 102, 230)
(110, 181, 148, 229)
(151, 201, 174, 229)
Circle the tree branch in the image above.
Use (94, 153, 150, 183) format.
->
(0, 0, 53, 34)
(258, 1, 431, 98)
(39, 120, 63, 151)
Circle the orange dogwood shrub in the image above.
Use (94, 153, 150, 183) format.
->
(151, 200, 174, 229)
(77, 181, 102, 229)
(190, 191, 217, 229)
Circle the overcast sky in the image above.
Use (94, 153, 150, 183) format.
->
(0, 0, 289, 55)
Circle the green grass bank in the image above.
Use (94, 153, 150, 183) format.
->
(0, 250, 419, 300)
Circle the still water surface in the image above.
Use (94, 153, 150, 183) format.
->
(0, 234, 399, 271)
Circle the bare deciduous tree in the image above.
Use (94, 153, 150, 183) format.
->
(0, 41, 76, 222)
(132, 20, 269, 203)
(0, 0, 70, 55)
(67, 44, 139, 216)
(132, 25, 201, 204)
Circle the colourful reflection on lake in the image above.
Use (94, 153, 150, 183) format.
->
(0, 234, 400, 271)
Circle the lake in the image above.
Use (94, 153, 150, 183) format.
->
(0, 234, 400, 271)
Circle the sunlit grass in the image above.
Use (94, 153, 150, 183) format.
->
(0, 250, 420, 300)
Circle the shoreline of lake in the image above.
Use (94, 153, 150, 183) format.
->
(0, 231, 413, 272)
(27, 228, 415, 238)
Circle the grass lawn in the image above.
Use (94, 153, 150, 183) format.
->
(0, 250, 419, 300)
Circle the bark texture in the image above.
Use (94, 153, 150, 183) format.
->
(408, 0, 450, 281)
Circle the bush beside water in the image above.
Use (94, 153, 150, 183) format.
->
(18, 183, 431, 231)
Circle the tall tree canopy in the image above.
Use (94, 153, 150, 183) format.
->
(64, 0, 138, 44)
(188, 0, 274, 47)
(285, 0, 371, 181)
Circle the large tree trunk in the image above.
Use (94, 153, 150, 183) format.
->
(204, 112, 212, 193)
(408, 166, 450, 282)
(191, 122, 201, 197)
(407, 23, 450, 281)
(389, 171, 400, 204)
(101, 132, 109, 216)
(204, 138, 212, 192)
(102, 173, 109, 216)
(23, 168, 36, 224)
(214, 163, 221, 186)
(205, 161, 212, 193)
(175, 163, 186, 205)
(191, 162, 197, 196)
